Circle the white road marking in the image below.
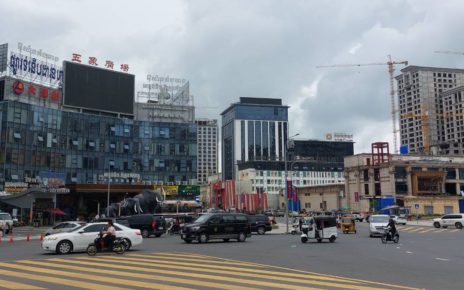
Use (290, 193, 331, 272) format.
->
(405, 251, 413, 254)
(435, 258, 449, 261)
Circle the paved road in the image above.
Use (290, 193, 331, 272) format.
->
(0, 222, 462, 289)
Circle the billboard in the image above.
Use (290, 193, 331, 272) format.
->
(63, 61, 134, 115)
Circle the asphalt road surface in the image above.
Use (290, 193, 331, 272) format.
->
(0, 222, 462, 289)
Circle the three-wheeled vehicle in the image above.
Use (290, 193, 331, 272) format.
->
(301, 216, 338, 243)
(341, 216, 356, 234)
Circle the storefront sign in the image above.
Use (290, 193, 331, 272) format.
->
(71, 53, 129, 72)
(178, 185, 200, 196)
(10, 52, 64, 83)
(18, 42, 59, 62)
(10, 80, 61, 102)
(153, 185, 178, 196)
(102, 172, 140, 179)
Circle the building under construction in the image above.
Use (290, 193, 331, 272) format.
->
(396, 66, 464, 155)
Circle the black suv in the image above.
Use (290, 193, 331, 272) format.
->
(126, 214, 166, 238)
(181, 213, 251, 243)
(248, 214, 272, 235)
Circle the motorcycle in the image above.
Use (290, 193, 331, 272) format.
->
(86, 232, 126, 256)
(381, 228, 399, 244)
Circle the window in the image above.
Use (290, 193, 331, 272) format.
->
(83, 224, 107, 233)
(72, 140, 79, 146)
(13, 132, 21, 139)
(37, 136, 44, 142)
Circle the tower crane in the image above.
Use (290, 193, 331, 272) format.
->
(317, 55, 408, 153)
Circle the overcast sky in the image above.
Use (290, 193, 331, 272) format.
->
(2, 0, 464, 153)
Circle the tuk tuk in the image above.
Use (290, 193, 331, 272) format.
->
(301, 216, 338, 243)
(341, 216, 356, 234)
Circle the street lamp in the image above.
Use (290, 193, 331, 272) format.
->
(285, 133, 300, 234)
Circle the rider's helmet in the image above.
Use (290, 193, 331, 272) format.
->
(389, 218, 394, 223)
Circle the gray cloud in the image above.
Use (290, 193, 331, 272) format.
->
(1, 0, 464, 153)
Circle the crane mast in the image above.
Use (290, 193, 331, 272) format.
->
(317, 56, 408, 153)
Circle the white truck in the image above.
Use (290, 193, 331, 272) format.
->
(0, 212, 13, 234)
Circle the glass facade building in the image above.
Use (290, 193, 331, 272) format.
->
(0, 100, 197, 187)
(221, 97, 289, 180)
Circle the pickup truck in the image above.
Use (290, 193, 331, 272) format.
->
(0, 212, 13, 234)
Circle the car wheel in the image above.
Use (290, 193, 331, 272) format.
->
(56, 240, 73, 255)
(155, 234, 162, 238)
(433, 222, 441, 228)
(455, 222, 463, 229)
(369, 234, 373, 238)
(198, 233, 208, 244)
(123, 238, 131, 251)
(142, 229, 150, 238)
(237, 232, 246, 242)
(257, 226, 265, 235)
(223, 238, 230, 242)
(329, 236, 336, 243)
(184, 239, 192, 244)
(317, 238, 322, 243)
(301, 236, 308, 243)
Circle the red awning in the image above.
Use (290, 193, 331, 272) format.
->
(50, 208, 66, 215)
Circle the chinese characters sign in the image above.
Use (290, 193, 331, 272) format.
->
(11, 80, 60, 102)
(71, 53, 129, 72)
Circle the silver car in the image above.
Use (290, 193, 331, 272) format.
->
(45, 221, 86, 236)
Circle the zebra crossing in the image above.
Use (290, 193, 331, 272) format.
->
(397, 226, 462, 234)
(0, 252, 418, 290)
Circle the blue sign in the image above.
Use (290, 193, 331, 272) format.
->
(415, 204, 419, 209)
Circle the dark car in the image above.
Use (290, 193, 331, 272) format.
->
(180, 213, 251, 244)
(125, 214, 166, 238)
(98, 217, 130, 227)
(248, 214, 272, 235)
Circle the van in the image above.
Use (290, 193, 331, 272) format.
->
(180, 213, 251, 243)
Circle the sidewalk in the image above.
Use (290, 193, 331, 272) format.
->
(405, 220, 434, 227)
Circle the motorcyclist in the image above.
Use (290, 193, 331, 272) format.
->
(386, 218, 397, 238)
(97, 221, 116, 250)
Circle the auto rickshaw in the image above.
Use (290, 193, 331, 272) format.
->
(300, 216, 338, 243)
(341, 216, 356, 234)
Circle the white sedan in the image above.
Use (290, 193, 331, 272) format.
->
(42, 222, 143, 254)
(390, 215, 407, 225)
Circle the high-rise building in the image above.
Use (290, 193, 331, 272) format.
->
(220, 97, 289, 181)
(196, 119, 218, 185)
(396, 66, 464, 154)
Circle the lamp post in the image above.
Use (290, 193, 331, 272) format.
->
(285, 133, 299, 234)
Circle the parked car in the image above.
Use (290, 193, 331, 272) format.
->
(351, 212, 364, 222)
(180, 213, 251, 243)
(126, 214, 166, 238)
(44, 221, 86, 236)
(0, 212, 13, 234)
(41, 222, 143, 254)
(368, 214, 390, 237)
(274, 209, 285, 217)
(433, 214, 464, 229)
(390, 215, 407, 225)
(247, 214, 272, 235)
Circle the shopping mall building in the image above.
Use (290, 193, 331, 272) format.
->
(0, 43, 198, 224)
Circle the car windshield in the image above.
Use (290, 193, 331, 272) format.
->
(194, 214, 212, 223)
(0, 213, 11, 220)
(370, 216, 389, 223)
